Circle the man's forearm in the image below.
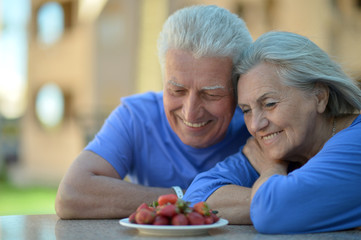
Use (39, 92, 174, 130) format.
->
(55, 175, 173, 219)
(56, 150, 177, 219)
(206, 185, 252, 225)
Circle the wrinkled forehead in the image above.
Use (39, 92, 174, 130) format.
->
(164, 49, 234, 87)
(237, 63, 284, 100)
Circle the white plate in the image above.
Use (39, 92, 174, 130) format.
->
(119, 218, 228, 236)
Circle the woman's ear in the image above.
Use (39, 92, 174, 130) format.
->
(314, 83, 329, 114)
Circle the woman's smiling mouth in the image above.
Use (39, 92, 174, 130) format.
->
(262, 131, 283, 140)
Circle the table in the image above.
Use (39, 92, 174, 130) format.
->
(1, 214, 361, 240)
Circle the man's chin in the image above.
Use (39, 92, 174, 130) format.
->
(186, 143, 208, 149)
(181, 137, 213, 149)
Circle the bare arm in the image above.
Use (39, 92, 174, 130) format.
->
(206, 185, 252, 224)
(55, 150, 175, 219)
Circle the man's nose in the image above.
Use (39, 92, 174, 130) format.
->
(182, 93, 202, 121)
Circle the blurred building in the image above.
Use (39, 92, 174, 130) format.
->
(0, 0, 360, 186)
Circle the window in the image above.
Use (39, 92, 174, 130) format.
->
(37, 2, 64, 45)
(0, 0, 29, 119)
(35, 83, 65, 128)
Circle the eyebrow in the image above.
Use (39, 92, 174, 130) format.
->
(168, 80, 185, 87)
(238, 91, 277, 106)
(258, 92, 277, 101)
(201, 85, 225, 90)
(168, 80, 225, 90)
(237, 103, 248, 110)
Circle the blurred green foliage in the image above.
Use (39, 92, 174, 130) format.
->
(0, 181, 57, 216)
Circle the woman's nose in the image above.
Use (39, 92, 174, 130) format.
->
(249, 111, 269, 133)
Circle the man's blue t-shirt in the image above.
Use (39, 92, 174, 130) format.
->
(184, 115, 361, 234)
(85, 91, 250, 189)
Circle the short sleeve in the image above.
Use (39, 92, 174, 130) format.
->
(85, 103, 135, 179)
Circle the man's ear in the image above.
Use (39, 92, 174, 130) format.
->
(314, 82, 329, 114)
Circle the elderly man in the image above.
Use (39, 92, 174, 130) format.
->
(55, 5, 252, 219)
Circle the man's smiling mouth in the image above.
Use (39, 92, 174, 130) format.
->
(182, 119, 210, 128)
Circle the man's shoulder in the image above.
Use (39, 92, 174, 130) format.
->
(114, 91, 165, 124)
(229, 107, 248, 132)
(121, 91, 163, 104)
(232, 106, 244, 120)
(119, 91, 163, 112)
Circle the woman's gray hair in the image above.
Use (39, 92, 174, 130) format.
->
(235, 31, 361, 116)
(158, 5, 252, 85)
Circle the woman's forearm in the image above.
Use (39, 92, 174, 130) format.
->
(206, 185, 252, 224)
(250, 163, 288, 200)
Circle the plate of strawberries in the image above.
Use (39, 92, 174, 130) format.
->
(119, 194, 228, 236)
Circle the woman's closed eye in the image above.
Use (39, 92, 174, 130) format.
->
(264, 101, 277, 109)
(241, 107, 251, 114)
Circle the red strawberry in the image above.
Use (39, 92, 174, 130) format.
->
(153, 215, 170, 225)
(211, 211, 220, 223)
(130, 195, 221, 226)
(157, 204, 178, 217)
(193, 202, 210, 216)
(129, 212, 137, 223)
(136, 203, 151, 212)
(187, 212, 205, 225)
(158, 194, 178, 206)
(204, 215, 214, 224)
(135, 209, 156, 224)
(172, 213, 189, 225)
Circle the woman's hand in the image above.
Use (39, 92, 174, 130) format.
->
(243, 137, 289, 200)
(242, 137, 287, 175)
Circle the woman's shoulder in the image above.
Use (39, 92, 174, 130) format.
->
(324, 114, 361, 149)
(341, 114, 361, 133)
(350, 114, 361, 126)
(299, 115, 361, 171)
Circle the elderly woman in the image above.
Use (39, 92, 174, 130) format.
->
(183, 31, 361, 234)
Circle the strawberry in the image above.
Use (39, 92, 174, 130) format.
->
(193, 202, 210, 216)
(153, 215, 170, 225)
(157, 194, 178, 206)
(157, 204, 178, 218)
(135, 209, 156, 224)
(136, 203, 151, 212)
(211, 211, 220, 223)
(129, 212, 137, 223)
(204, 215, 214, 224)
(187, 212, 205, 225)
(129, 194, 221, 226)
(172, 213, 189, 225)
